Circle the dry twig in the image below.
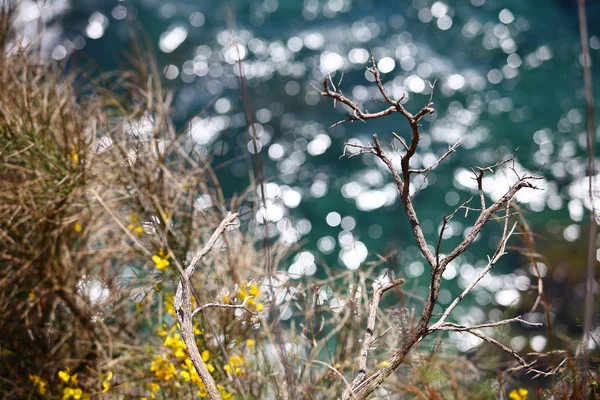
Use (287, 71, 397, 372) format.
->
(174, 212, 239, 400)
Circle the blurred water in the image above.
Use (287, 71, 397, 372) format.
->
(14, 0, 600, 348)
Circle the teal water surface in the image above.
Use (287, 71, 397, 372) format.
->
(42, 0, 600, 349)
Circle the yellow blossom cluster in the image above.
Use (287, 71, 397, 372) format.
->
(101, 371, 113, 393)
(152, 249, 170, 271)
(28, 374, 47, 395)
(57, 368, 88, 400)
(146, 305, 239, 399)
(223, 354, 245, 376)
(127, 214, 144, 237)
(509, 388, 528, 400)
(150, 355, 177, 382)
(69, 145, 79, 165)
(234, 281, 264, 311)
(164, 332, 188, 359)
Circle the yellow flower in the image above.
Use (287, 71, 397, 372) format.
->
(222, 293, 230, 304)
(62, 387, 83, 400)
(224, 354, 245, 375)
(101, 371, 113, 393)
(509, 388, 528, 400)
(180, 370, 191, 381)
(230, 354, 244, 366)
(238, 282, 248, 300)
(152, 254, 170, 271)
(164, 332, 187, 359)
(378, 361, 390, 367)
(256, 303, 264, 312)
(69, 150, 79, 165)
(193, 323, 202, 335)
(58, 369, 71, 383)
(249, 283, 260, 297)
(201, 350, 210, 362)
(158, 324, 168, 337)
(150, 355, 177, 381)
(28, 374, 47, 395)
(164, 296, 176, 316)
(246, 338, 255, 347)
(128, 223, 144, 236)
(221, 391, 234, 400)
(73, 222, 82, 232)
(147, 383, 161, 398)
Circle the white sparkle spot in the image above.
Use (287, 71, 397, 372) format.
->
(268, 143, 285, 160)
(377, 57, 396, 73)
(214, 98, 231, 114)
(530, 335, 547, 352)
(307, 134, 332, 156)
(304, 33, 324, 50)
(287, 36, 303, 52)
(194, 194, 213, 211)
(495, 289, 521, 306)
(349, 48, 369, 64)
(282, 188, 302, 208)
(86, 12, 108, 40)
(288, 251, 317, 279)
(223, 43, 247, 64)
(356, 190, 386, 211)
(163, 64, 179, 80)
(431, 1, 448, 18)
(320, 51, 344, 74)
(311, 180, 328, 198)
(326, 212, 341, 227)
(340, 241, 368, 270)
(329, 297, 345, 313)
(447, 74, 465, 90)
(190, 11, 205, 27)
(437, 15, 453, 30)
(317, 236, 336, 254)
(563, 224, 580, 242)
(406, 75, 426, 93)
(499, 9, 515, 24)
(188, 115, 229, 146)
(159, 26, 188, 53)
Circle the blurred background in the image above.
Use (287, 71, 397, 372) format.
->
(12, 0, 600, 356)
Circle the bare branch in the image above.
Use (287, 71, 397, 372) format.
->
(192, 302, 257, 317)
(430, 316, 543, 333)
(432, 214, 516, 329)
(322, 55, 546, 400)
(409, 139, 461, 174)
(439, 177, 537, 271)
(174, 212, 239, 400)
(357, 278, 405, 379)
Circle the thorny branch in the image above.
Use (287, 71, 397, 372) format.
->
(317, 57, 547, 399)
(174, 212, 239, 400)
